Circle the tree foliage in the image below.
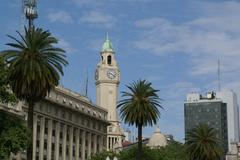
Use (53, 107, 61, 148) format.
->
(119, 146, 159, 160)
(0, 50, 26, 160)
(0, 111, 27, 160)
(2, 27, 68, 102)
(117, 80, 162, 160)
(185, 123, 224, 160)
(119, 141, 186, 160)
(91, 141, 186, 160)
(0, 56, 15, 103)
(1, 27, 68, 160)
(90, 151, 119, 160)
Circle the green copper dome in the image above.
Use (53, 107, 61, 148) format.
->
(102, 34, 114, 52)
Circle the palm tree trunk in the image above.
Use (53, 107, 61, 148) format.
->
(137, 124, 142, 160)
(27, 101, 34, 160)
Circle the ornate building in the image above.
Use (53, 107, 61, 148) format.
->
(95, 35, 124, 151)
(4, 86, 109, 160)
(1, 36, 125, 160)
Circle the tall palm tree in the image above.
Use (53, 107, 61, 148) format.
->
(185, 123, 224, 160)
(117, 80, 162, 160)
(1, 27, 68, 160)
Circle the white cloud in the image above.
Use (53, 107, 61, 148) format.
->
(72, 0, 89, 6)
(48, 11, 73, 24)
(160, 82, 200, 101)
(141, 64, 164, 69)
(57, 38, 77, 54)
(87, 39, 103, 51)
(72, 0, 103, 6)
(72, 0, 150, 6)
(79, 11, 116, 28)
(133, 1, 240, 76)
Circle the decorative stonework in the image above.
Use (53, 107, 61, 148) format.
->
(2, 85, 109, 160)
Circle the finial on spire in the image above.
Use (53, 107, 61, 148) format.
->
(106, 32, 109, 41)
(102, 33, 114, 52)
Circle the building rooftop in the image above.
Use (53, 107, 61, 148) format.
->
(147, 127, 167, 148)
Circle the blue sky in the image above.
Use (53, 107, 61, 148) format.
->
(1, 0, 240, 142)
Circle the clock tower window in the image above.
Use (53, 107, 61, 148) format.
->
(107, 55, 112, 65)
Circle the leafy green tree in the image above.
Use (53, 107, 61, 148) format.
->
(119, 146, 159, 160)
(0, 111, 27, 160)
(117, 80, 162, 160)
(0, 55, 27, 159)
(159, 141, 187, 160)
(119, 141, 186, 160)
(185, 123, 224, 160)
(1, 27, 68, 160)
(0, 56, 15, 103)
(90, 151, 119, 160)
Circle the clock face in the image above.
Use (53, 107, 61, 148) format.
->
(95, 70, 99, 80)
(107, 69, 116, 79)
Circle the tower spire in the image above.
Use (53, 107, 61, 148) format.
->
(106, 32, 109, 40)
(102, 33, 114, 52)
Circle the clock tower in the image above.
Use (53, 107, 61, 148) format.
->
(95, 35, 124, 151)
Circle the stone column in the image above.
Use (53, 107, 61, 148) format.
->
(87, 132, 92, 158)
(39, 117, 45, 160)
(102, 136, 107, 150)
(54, 122, 60, 160)
(47, 119, 53, 159)
(109, 136, 111, 150)
(81, 130, 86, 160)
(62, 125, 67, 160)
(93, 134, 97, 153)
(99, 136, 103, 152)
(75, 129, 80, 160)
(32, 114, 37, 159)
(69, 126, 73, 160)
(107, 136, 109, 151)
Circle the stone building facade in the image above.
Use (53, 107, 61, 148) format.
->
(226, 142, 240, 160)
(3, 86, 109, 160)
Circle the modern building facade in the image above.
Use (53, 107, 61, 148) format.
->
(95, 35, 124, 151)
(184, 92, 228, 152)
(216, 91, 240, 149)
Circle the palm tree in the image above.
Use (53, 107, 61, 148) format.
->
(117, 80, 162, 160)
(1, 27, 68, 160)
(185, 123, 224, 160)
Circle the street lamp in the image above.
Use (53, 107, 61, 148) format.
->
(24, 0, 38, 29)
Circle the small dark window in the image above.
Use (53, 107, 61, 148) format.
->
(52, 143, 55, 151)
(52, 130, 55, 137)
(44, 141, 47, 149)
(107, 55, 111, 65)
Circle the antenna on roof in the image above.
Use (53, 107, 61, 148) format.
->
(20, 0, 26, 33)
(82, 69, 89, 97)
(218, 58, 221, 92)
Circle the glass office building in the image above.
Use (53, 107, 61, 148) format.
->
(184, 92, 228, 152)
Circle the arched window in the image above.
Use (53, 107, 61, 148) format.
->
(107, 55, 112, 65)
